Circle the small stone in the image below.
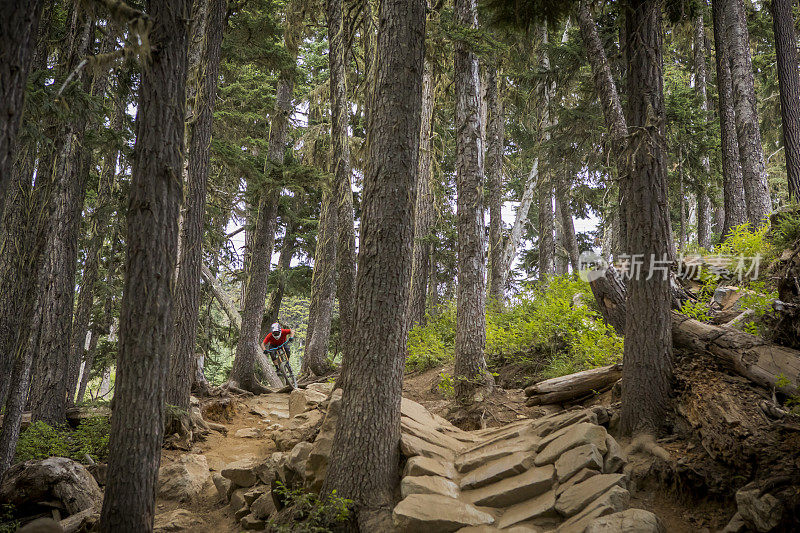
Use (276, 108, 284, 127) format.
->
(235, 427, 263, 438)
(404, 455, 457, 480)
(533, 410, 597, 439)
(735, 483, 783, 533)
(251, 492, 276, 519)
(556, 502, 614, 533)
(585, 508, 666, 532)
(721, 512, 747, 533)
(230, 487, 249, 512)
(455, 438, 536, 474)
(234, 506, 251, 521)
(244, 485, 267, 505)
(307, 382, 335, 395)
(393, 493, 494, 532)
(401, 475, 460, 498)
(157, 454, 210, 502)
(554, 444, 603, 483)
(289, 388, 327, 417)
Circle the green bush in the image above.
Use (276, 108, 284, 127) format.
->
(268, 482, 353, 532)
(717, 222, 773, 278)
(679, 300, 711, 322)
(406, 275, 623, 381)
(0, 504, 18, 533)
(770, 204, 800, 251)
(14, 417, 111, 464)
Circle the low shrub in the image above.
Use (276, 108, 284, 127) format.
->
(14, 417, 111, 464)
(268, 482, 354, 532)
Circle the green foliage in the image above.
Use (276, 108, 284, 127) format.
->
(737, 281, 778, 337)
(678, 300, 711, 322)
(770, 205, 800, 251)
(406, 275, 623, 382)
(717, 222, 773, 277)
(268, 482, 353, 532)
(0, 504, 18, 533)
(437, 372, 455, 398)
(14, 422, 71, 463)
(14, 418, 111, 464)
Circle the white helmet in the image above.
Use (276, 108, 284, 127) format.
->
(271, 322, 281, 336)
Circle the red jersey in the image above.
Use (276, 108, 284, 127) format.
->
(264, 329, 291, 347)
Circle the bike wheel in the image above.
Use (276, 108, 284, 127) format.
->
(282, 360, 297, 388)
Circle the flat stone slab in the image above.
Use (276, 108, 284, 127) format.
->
(393, 493, 494, 532)
(462, 464, 554, 508)
(497, 490, 557, 528)
(555, 468, 597, 497)
(460, 451, 535, 490)
(555, 474, 626, 517)
(555, 443, 603, 483)
(401, 433, 456, 462)
(401, 475, 460, 499)
(585, 508, 665, 532)
(402, 415, 467, 452)
(221, 458, 260, 488)
(603, 434, 627, 474)
(532, 410, 596, 439)
(404, 455, 458, 480)
(456, 438, 536, 474)
(535, 423, 608, 466)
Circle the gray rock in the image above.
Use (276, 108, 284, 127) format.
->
(555, 467, 598, 496)
(235, 427, 263, 438)
(221, 458, 260, 487)
(462, 464, 555, 508)
(158, 454, 210, 502)
(212, 473, 231, 501)
(736, 483, 783, 532)
(401, 475, 460, 498)
(496, 489, 557, 528)
(251, 492, 276, 519)
(153, 509, 204, 532)
(721, 512, 747, 533)
(555, 473, 626, 517)
(401, 433, 456, 462)
(455, 438, 535, 474)
(585, 508, 665, 532)
(230, 487, 249, 512)
(240, 513, 266, 530)
(554, 444, 603, 483)
(0, 457, 102, 515)
(404, 455, 457, 480)
(459, 451, 535, 489)
(393, 493, 494, 532)
(602, 434, 626, 474)
(535, 423, 608, 466)
(289, 388, 327, 417)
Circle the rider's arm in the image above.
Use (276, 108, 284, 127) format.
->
(260, 338, 267, 351)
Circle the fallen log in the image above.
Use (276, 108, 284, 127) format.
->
(524, 364, 622, 405)
(589, 266, 800, 397)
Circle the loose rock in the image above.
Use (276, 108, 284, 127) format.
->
(393, 494, 495, 532)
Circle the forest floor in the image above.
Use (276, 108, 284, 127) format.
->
(153, 363, 738, 532)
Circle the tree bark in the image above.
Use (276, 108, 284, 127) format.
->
(454, 0, 492, 401)
(620, 0, 673, 437)
(408, 61, 437, 326)
(322, 0, 425, 519)
(302, 181, 337, 377)
(98, 0, 189, 529)
(694, 14, 712, 248)
(576, 0, 630, 253)
(328, 0, 357, 341)
(28, 11, 93, 426)
(486, 65, 505, 300)
(0, 0, 44, 227)
(537, 24, 555, 279)
(264, 226, 297, 325)
(711, 0, 747, 237)
(167, 0, 226, 410)
(721, 0, 772, 225)
(770, 0, 800, 199)
(556, 172, 580, 273)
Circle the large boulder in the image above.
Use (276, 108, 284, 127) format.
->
(400, 475, 460, 498)
(289, 388, 327, 417)
(158, 454, 210, 502)
(0, 457, 102, 515)
(221, 457, 260, 488)
(555, 474, 626, 517)
(393, 494, 495, 532)
(735, 483, 784, 532)
(535, 423, 608, 466)
(585, 508, 666, 533)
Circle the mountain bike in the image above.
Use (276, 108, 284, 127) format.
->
(264, 340, 297, 389)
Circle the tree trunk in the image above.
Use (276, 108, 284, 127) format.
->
(264, 227, 297, 325)
(28, 12, 93, 426)
(771, 0, 800, 199)
(486, 66, 505, 300)
(721, 0, 772, 224)
(328, 0, 357, 341)
(498, 159, 538, 286)
(536, 24, 555, 279)
(453, 0, 492, 402)
(694, 13, 713, 248)
(75, 326, 100, 404)
(322, 0, 425, 520)
(0, 0, 44, 227)
(620, 0, 673, 437)
(524, 364, 623, 405)
(576, 0, 630, 252)
(98, 0, 189, 529)
(556, 172, 580, 273)
(167, 0, 226, 410)
(302, 182, 337, 377)
(408, 61, 437, 326)
(711, 0, 747, 237)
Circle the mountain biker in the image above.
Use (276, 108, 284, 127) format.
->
(261, 322, 294, 364)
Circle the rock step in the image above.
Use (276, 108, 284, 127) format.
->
(462, 464, 554, 508)
(459, 451, 535, 490)
(393, 493, 495, 532)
